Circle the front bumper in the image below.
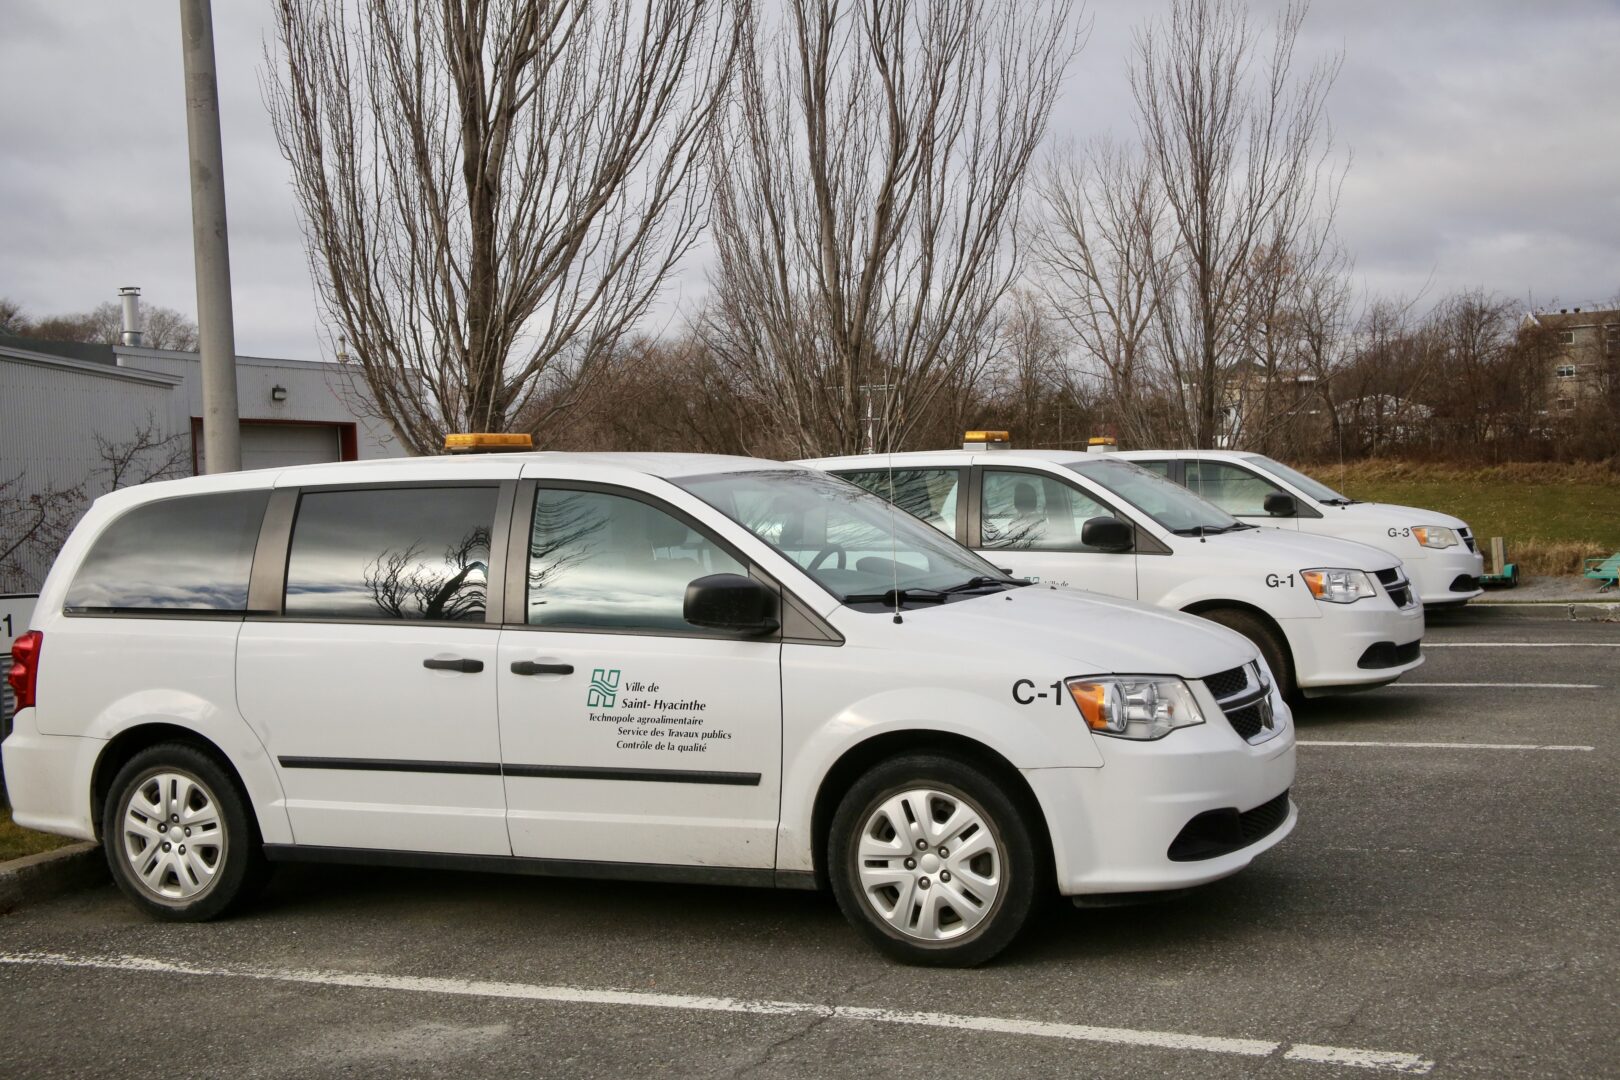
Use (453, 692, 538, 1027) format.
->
(1407, 546, 1486, 605)
(1028, 692, 1296, 896)
(1283, 595, 1425, 693)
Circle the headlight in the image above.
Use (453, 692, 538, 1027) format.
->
(1412, 525, 1459, 549)
(1065, 677, 1206, 740)
(1302, 568, 1377, 604)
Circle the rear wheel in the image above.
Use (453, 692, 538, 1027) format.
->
(1199, 607, 1297, 702)
(102, 743, 268, 921)
(828, 753, 1040, 967)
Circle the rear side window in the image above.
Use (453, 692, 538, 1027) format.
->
(284, 486, 498, 621)
(65, 490, 270, 613)
(1133, 459, 1172, 478)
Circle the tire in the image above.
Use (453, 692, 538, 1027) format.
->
(828, 753, 1041, 967)
(1199, 607, 1297, 702)
(101, 743, 269, 921)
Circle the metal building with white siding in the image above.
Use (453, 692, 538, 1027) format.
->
(0, 331, 404, 591)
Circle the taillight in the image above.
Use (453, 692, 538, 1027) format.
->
(7, 630, 41, 711)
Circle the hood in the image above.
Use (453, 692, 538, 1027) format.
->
(1318, 501, 1470, 531)
(1198, 525, 1401, 572)
(867, 585, 1258, 680)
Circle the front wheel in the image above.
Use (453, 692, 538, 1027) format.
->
(828, 753, 1041, 966)
(102, 743, 267, 921)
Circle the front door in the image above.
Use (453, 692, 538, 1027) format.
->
(974, 467, 1138, 599)
(497, 481, 782, 869)
(238, 483, 511, 855)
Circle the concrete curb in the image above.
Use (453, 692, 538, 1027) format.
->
(1464, 602, 1620, 622)
(0, 841, 106, 913)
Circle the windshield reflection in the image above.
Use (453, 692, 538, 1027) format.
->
(678, 469, 1011, 607)
(1066, 458, 1241, 534)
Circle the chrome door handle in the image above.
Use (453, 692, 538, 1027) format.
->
(510, 661, 574, 676)
(423, 657, 484, 673)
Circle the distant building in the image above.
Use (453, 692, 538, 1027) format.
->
(1522, 306, 1619, 409)
(1, 311, 403, 590)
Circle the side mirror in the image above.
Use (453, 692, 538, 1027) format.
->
(1263, 493, 1297, 517)
(1081, 516, 1134, 553)
(684, 573, 780, 636)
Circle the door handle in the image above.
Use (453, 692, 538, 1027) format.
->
(423, 657, 484, 673)
(510, 661, 574, 676)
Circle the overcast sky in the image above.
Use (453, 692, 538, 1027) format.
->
(1, 1, 1616, 361)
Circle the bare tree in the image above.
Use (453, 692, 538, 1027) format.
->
(1031, 139, 1167, 447)
(1131, 0, 1342, 448)
(266, 0, 742, 453)
(95, 414, 190, 490)
(701, 0, 1078, 456)
(0, 301, 198, 351)
(0, 474, 84, 594)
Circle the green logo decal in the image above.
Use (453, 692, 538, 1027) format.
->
(588, 668, 621, 707)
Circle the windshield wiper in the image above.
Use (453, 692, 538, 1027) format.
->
(1321, 497, 1355, 506)
(940, 575, 1025, 594)
(843, 588, 949, 607)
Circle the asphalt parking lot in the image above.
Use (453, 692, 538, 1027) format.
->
(1, 609, 1615, 1079)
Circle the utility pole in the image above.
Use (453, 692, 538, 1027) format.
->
(178, 0, 241, 473)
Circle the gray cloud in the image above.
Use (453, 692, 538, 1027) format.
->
(1, 0, 1615, 365)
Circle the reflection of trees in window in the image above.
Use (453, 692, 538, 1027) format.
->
(527, 493, 609, 599)
(363, 526, 490, 621)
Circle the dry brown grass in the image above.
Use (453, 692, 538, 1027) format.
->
(1505, 539, 1610, 577)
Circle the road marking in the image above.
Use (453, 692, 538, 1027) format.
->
(1424, 642, 1620, 647)
(1400, 682, 1600, 689)
(0, 950, 1435, 1074)
(1300, 740, 1593, 752)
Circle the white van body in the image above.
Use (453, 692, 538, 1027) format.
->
(1115, 450, 1487, 607)
(3, 453, 1294, 964)
(802, 450, 1424, 697)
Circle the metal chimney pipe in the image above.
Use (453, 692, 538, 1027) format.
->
(118, 286, 144, 347)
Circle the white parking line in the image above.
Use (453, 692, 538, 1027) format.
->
(0, 950, 1435, 1074)
(1401, 682, 1601, 689)
(1300, 740, 1594, 752)
(1424, 642, 1620, 647)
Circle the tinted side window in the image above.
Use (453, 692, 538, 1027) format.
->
(1184, 461, 1284, 516)
(527, 489, 746, 632)
(284, 486, 498, 621)
(837, 469, 960, 538)
(65, 490, 269, 613)
(981, 471, 1116, 552)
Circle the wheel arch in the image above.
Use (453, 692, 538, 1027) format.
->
(808, 729, 1054, 892)
(1180, 599, 1296, 685)
(91, 724, 259, 842)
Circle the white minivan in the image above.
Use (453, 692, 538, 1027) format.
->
(1116, 450, 1487, 608)
(804, 445, 1424, 700)
(3, 451, 1295, 965)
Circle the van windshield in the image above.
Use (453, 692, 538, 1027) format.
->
(677, 469, 1020, 608)
(1243, 455, 1352, 505)
(1065, 458, 1246, 535)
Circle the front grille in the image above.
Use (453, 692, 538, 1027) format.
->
(1204, 665, 1249, 700)
(1374, 567, 1414, 608)
(1357, 640, 1422, 669)
(1461, 528, 1477, 553)
(1168, 790, 1292, 862)
(1225, 702, 1267, 739)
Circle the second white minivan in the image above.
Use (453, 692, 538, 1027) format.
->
(805, 445, 1424, 700)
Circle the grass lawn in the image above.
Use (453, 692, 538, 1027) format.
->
(1296, 461, 1620, 575)
(0, 802, 78, 862)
